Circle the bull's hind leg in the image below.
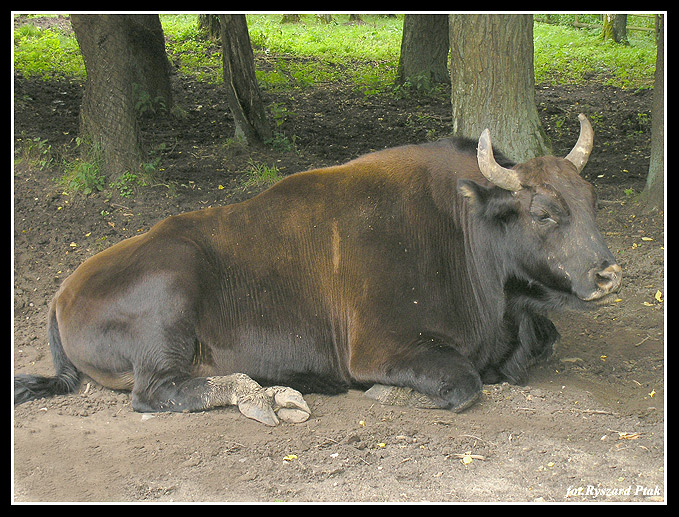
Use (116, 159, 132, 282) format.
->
(131, 372, 310, 426)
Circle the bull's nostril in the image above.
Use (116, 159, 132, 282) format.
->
(595, 264, 622, 292)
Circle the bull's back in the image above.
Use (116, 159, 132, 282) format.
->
(51, 140, 475, 391)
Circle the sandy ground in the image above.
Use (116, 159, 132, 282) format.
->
(14, 16, 664, 502)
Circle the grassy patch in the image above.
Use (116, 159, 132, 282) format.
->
(15, 134, 54, 169)
(534, 21, 657, 89)
(246, 14, 401, 61)
(161, 14, 224, 84)
(13, 20, 84, 79)
(14, 14, 657, 91)
(247, 14, 401, 94)
(59, 138, 106, 195)
(240, 158, 284, 189)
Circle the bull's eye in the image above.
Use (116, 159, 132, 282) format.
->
(533, 211, 557, 226)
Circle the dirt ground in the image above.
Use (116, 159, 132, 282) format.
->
(13, 20, 665, 503)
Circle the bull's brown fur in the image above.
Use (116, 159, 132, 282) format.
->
(15, 119, 621, 419)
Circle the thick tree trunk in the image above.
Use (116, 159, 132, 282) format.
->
(642, 15, 664, 212)
(397, 15, 450, 87)
(71, 14, 172, 177)
(449, 14, 550, 163)
(219, 14, 272, 145)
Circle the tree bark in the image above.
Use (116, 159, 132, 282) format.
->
(71, 14, 172, 177)
(219, 14, 272, 145)
(397, 15, 450, 87)
(449, 14, 550, 163)
(602, 14, 629, 45)
(642, 15, 664, 212)
(198, 14, 222, 41)
(281, 14, 301, 24)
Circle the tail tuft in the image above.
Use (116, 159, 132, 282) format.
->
(14, 370, 80, 405)
(14, 304, 81, 406)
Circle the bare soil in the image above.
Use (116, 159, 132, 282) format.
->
(13, 21, 664, 503)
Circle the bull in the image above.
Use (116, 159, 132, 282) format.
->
(14, 114, 621, 425)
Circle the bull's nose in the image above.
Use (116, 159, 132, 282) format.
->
(594, 263, 622, 294)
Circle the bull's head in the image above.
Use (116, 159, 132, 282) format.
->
(460, 114, 622, 303)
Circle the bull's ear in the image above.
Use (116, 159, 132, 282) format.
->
(457, 179, 519, 221)
(457, 179, 488, 207)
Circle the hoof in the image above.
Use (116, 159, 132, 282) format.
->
(365, 384, 439, 409)
(277, 408, 310, 423)
(239, 385, 311, 426)
(448, 389, 481, 412)
(365, 383, 481, 412)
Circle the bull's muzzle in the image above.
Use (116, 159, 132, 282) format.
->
(584, 263, 622, 301)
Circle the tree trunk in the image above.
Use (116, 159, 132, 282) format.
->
(281, 14, 301, 24)
(71, 14, 172, 178)
(449, 14, 550, 163)
(198, 14, 222, 41)
(602, 14, 629, 45)
(219, 14, 272, 145)
(397, 15, 450, 87)
(641, 15, 664, 212)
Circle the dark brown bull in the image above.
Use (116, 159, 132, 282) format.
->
(14, 114, 621, 425)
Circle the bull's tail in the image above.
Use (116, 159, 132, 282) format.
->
(14, 305, 81, 405)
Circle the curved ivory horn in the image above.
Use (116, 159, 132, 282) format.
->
(477, 128, 522, 191)
(564, 113, 594, 173)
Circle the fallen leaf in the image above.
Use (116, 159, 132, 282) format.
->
(617, 432, 641, 440)
(282, 454, 298, 462)
(655, 290, 663, 303)
(641, 237, 654, 241)
(649, 389, 656, 398)
(453, 452, 485, 464)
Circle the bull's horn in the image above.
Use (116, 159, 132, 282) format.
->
(564, 113, 594, 173)
(477, 128, 522, 191)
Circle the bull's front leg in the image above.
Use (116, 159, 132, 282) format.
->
(352, 335, 483, 412)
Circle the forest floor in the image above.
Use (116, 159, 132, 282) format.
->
(13, 31, 665, 502)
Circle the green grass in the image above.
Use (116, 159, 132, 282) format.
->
(160, 14, 402, 91)
(246, 14, 401, 61)
(241, 158, 284, 189)
(13, 14, 657, 89)
(534, 22, 657, 89)
(161, 14, 224, 83)
(247, 14, 399, 94)
(13, 20, 84, 79)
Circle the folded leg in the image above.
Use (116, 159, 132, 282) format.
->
(352, 335, 483, 411)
